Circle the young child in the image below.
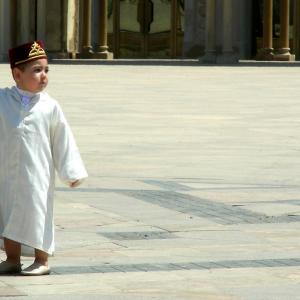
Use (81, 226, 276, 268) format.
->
(0, 41, 88, 275)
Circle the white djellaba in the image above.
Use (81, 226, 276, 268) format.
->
(0, 86, 88, 256)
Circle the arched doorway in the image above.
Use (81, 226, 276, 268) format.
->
(108, 0, 184, 58)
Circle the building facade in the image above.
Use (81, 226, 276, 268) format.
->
(0, 0, 299, 62)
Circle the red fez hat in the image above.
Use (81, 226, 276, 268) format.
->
(8, 40, 47, 69)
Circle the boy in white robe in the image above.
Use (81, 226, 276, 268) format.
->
(0, 40, 88, 275)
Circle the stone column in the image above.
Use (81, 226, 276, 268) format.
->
(81, 0, 93, 57)
(221, 0, 237, 63)
(239, 0, 252, 59)
(200, 0, 216, 63)
(96, 0, 113, 59)
(66, 0, 80, 58)
(293, 0, 300, 59)
(113, 0, 120, 58)
(45, 0, 69, 58)
(60, 0, 68, 54)
(256, 0, 274, 60)
(10, 0, 18, 47)
(19, 0, 32, 43)
(170, 0, 178, 58)
(0, 0, 11, 61)
(275, 0, 295, 60)
(183, 0, 205, 58)
(36, 0, 46, 41)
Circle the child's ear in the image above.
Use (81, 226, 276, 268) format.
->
(12, 68, 21, 82)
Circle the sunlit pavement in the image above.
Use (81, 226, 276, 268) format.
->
(0, 62, 300, 300)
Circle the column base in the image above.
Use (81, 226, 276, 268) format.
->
(78, 47, 94, 58)
(256, 48, 274, 61)
(218, 51, 238, 64)
(273, 49, 295, 61)
(94, 51, 114, 60)
(199, 51, 217, 64)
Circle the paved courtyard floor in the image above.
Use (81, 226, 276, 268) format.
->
(0, 63, 300, 299)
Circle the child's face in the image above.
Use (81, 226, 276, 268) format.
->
(13, 58, 49, 93)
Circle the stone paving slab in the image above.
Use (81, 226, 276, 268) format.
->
(0, 64, 300, 299)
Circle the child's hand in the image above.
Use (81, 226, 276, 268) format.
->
(69, 180, 81, 188)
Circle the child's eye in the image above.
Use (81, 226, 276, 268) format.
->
(33, 67, 49, 73)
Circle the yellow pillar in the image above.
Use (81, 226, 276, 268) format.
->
(275, 0, 295, 60)
(256, 0, 274, 60)
(81, 0, 93, 57)
(294, 0, 300, 59)
(96, 0, 113, 59)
